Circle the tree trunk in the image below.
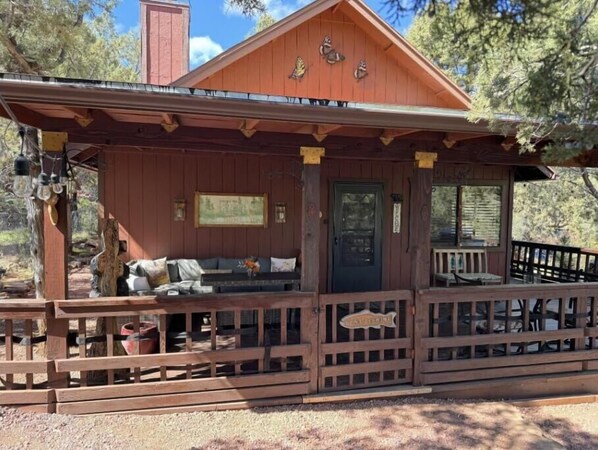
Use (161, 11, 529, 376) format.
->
(88, 218, 127, 383)
(22, 127, 47, 353)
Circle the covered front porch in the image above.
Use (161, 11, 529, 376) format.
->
(0, 75, 597, 414)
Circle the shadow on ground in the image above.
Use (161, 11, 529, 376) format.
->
(183, 398, 598, 449)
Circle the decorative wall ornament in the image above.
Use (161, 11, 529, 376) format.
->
(340, 309, 397, 330)
(354, 59, 368, 81)
(288, 56, 307, 81)
(319, 36, 345, 64)
(195, 193, 268, 228)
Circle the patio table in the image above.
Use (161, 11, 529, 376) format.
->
(200, 272, 301, 293)
(435, 272, 503, 287)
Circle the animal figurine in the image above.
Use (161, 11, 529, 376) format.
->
(354, 59, 368, 81)
(319, 36, 345, 64)
(289, 56, 307, 80)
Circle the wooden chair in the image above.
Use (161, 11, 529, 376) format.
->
(432, 248, 489, 286)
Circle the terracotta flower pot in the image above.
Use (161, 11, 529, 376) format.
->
(121, 321, 158, 355)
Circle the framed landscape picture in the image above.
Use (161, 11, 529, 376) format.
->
(195, 193, 268, 227)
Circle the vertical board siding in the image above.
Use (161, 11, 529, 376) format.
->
(102, 149, 302, 262)
(195, 10, 450, 108)
(101, 149, 511, 291)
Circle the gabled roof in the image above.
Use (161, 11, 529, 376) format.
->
(172, 0, 471, 109)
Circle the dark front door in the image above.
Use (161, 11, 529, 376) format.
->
(331, 182, 383, 293)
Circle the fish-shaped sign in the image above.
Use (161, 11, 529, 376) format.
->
(339, 309, 396, 330)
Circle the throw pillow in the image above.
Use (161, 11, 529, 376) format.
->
(167, 260, 180, 282)
(271, 257, 296, 272)
(139, 257, 170, 288)
(257, 257, 271, 273)
(126, 275, 151, 292)
(177, 259, 203, 281)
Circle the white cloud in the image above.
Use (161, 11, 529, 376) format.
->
(189, 36, 224, 67)
(222, 0, 314, 20)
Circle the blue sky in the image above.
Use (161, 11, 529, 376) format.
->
(114, 0, 413, 69)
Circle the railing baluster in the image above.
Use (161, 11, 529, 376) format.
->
(451, 301, 458, 360)
(234, 310, 241, 376)
(106, 317, 114, 385)
(133, 316, 141, 383)
(185, 312, 192, 379)
(258, 308, 264, 373)
(281, 307, 287, 372)
(332, 304, 337, 389)
(488, 301, 495, 358)
(505, 300, 512, 356)
(432, 303, 439, 361)
(469, 301, 476, 358)
(522, 299, 530, 354)
(25, 319, 33, 389)
(210, 311, 217, 377)
(78, 318, 87, 387)
(348, 302, 354, 378)
(5, 319, 13, 389)
(159, 315, 167, 381)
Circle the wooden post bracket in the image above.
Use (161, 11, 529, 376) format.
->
(239, 119, 260, 138)
(300, 147, 325, 165)
(161, 113, 179, 133)
(414, 151, 438, 169)
(41, 131, 68, 152)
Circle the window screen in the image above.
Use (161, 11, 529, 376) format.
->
(431, 186, 458, 246)
(461, 186, 501, 247)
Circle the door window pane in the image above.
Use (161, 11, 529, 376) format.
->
(340, 193, 376, 266)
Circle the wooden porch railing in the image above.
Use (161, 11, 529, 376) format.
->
(511, 240, 598, 283)
(0, 283, 597, 413)
(0, 299, 51, 411)
(415, 283, 598, 385)
(0, 292, 318, 414)
(318, 290, 413, 392)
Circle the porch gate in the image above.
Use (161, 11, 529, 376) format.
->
(318, 290, 414, 392)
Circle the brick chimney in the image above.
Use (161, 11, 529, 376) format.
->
(140, 0, 190, 85)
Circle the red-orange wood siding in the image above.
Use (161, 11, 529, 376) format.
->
(194, 9, 453, 108)
(99, 149, 511, 291)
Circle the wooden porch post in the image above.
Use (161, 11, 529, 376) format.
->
(42, 132, 70, 395)
(410, 152, 436, 290)
(300, 146, 324, 394)
(300, 146, 324, 292)
(411, 151, 436, 386)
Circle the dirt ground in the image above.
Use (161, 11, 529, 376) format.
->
(1, 398, 597, 450)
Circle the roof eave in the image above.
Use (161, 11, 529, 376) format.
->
(0, 77, 495, 134)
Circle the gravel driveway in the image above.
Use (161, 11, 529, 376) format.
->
(2, 398, 597, 450)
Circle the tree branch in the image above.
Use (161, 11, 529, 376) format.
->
(0, 33, 37, 74)
(580, 168, 598, 202)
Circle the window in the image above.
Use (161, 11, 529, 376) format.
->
(431, 185, 502, 247)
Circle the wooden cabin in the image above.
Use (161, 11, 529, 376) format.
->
(0, 0, 597, 415)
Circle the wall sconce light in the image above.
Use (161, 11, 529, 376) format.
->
(275, 203, 287, 223)
(173, 199, 186, 221)
(390, 193, 402, 234)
